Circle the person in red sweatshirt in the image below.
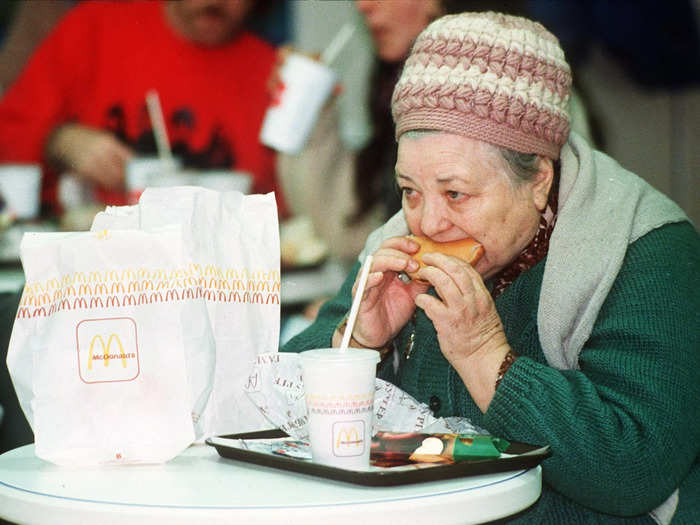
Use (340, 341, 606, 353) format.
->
(0, 0, 283, 215)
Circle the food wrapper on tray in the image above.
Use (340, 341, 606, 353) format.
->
(370, 432, 510, 466)
(244, 352, 486, 441)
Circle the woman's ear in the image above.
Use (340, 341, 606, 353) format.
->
(532, 156, 554, 212)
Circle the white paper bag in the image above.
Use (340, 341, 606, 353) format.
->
(135, 187, 281, 436)
(7, 228, 208, 465)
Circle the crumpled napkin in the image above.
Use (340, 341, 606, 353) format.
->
(244, 352, 485, 440)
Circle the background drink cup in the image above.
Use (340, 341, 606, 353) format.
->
(184, 170, 253, 194)
(125, 157, 181, 203)
(299, 348, 379, 470)
(259, 53, 337, 155)
(0, 164, 42, 220)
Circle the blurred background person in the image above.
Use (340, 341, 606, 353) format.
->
(0, 0, 288, 454)
(0, 0, 287, 218)
(0, 0, 78, 454)
(0, 0, 75, 95)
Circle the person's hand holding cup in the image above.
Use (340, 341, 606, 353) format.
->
(260, 51, 338, 155)
(261, 23, 355, 155)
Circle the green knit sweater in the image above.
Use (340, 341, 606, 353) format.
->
(282, 221, 700, 524)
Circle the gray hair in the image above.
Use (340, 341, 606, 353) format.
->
(498, 148, 541, 184)
(399, 130, 542, 185)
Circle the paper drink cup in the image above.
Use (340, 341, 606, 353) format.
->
(300, 348, 379, 470)
(191, 170, 253, 194)
(0, 164, 42, 220)
(259, 53, 337, 155)
(125, 157, 181, 203)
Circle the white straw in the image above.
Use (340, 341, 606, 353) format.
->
(339, 255, 373, 352)
(320, 23, 356, 66)
(145, 89, 174, 164)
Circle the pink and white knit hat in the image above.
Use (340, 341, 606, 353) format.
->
(392, 12, 572, 159)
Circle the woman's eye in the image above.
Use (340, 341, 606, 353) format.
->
(401, 187, 416, 197)
(446, 190, 465, 201)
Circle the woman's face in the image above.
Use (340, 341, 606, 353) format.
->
(396, 133, 553, 280)
(355, 0, 442, 62)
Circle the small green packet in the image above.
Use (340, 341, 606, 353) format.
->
(452, 434, 510, 460)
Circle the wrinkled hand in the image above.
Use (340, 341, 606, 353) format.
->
(414, 252, 509, 368)
(348, 236, 429, 348)
(47, 124, 132, 189)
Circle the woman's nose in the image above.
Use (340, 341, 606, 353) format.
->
(419, 198, 452, 237)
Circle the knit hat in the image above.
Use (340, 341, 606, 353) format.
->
(392, 12, 572, 159)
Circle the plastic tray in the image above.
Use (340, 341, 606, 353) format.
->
(206, 429, 551, 487)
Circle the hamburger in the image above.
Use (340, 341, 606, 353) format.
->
(401, 235, 484, 284)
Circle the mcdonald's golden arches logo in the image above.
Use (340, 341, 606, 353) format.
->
(76, 317, 139, 383)
(332, 421, 365, 457)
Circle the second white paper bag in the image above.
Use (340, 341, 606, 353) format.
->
(133, 187, 280, 436)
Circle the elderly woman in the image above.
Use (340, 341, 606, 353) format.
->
(282, 12, 699, 524)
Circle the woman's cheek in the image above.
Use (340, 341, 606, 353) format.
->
(473, 236, 504, 278)
(402, 201, 423, 231)
(473, 257, 490, 278)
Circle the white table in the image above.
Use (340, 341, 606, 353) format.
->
(0, 444, 541, 524)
